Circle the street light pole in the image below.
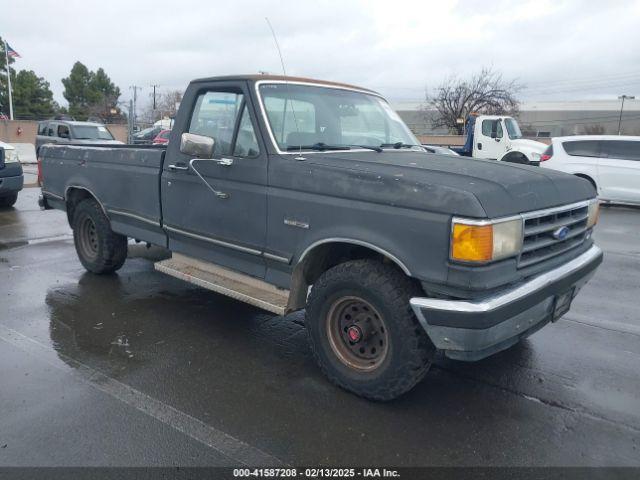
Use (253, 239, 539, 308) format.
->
(618, 95, 635, 135)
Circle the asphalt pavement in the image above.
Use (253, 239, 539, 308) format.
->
(0, 188, 639, 467)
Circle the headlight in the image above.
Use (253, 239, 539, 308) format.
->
(4, 149, 19, 163)
(587, 199, 599, 228)
(451, 217, 523, 263)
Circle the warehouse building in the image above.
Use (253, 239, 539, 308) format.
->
(394, 99, 640, 138)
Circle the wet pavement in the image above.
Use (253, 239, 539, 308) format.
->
(0, 189, 639, 467)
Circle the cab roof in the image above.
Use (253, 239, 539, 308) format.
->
(190, 74, 380, 95)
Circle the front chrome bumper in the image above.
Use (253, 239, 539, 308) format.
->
(410, 245, 603, 361)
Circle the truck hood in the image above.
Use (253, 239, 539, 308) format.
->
(302, 151, 594, 218)
(510, 138, 547, 153)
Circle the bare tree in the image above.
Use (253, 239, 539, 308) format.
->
(141, 89, 184, 124)
(426, 67, 522, 134)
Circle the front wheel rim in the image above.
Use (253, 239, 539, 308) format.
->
(325, 296, 389, 372)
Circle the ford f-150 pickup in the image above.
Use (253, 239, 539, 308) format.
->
(39, 75, 603, 400)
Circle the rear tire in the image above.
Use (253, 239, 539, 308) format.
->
(305, 259, 435, 401)
(72, 198, 127, 274)
(0, 193, 18, 207)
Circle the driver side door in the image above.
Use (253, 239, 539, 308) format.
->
(475, 119, 504, 160)
(161, 82, 268, 278)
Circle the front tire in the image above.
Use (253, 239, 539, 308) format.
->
(305, 259, 435, 401)
(0, 193, 18, 207)
(72, 198, 127, 274)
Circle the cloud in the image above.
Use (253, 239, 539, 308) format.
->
(3, 0, 640, 107)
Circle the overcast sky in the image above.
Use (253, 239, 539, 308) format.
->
(3, 0, 640, 108)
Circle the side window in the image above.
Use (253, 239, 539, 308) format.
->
(189, 90, 244, 156)
(47, 124, 56, 136)
(58, 125, 70, 138)
(563, 141, 601, 157)
(481, 119, 502, 138)
(38, 122, 47, 135)
(233, 105, 260, 158)
(600, 140, 640, 161)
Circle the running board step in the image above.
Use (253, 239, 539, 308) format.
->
(154, 254, 289, 315)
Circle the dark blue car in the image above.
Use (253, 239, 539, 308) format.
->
(0, 142, 24, 207)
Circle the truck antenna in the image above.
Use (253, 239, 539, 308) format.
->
(265, 17, 304, 160)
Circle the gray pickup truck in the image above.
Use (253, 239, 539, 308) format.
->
(39, 75, 603, 400)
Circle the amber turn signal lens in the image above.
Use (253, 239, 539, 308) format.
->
(451, 224, 493, 262)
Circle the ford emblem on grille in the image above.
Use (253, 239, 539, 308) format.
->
(552, 226, 570, 240)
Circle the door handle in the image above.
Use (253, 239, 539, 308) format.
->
(213, 158, 234, 166)
(168, 164, 189, 171)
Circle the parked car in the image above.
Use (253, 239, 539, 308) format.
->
(0, 141, 24, 207)
(423, 145, 460, 156)
(452, 114, 547, 165)
(541, 135, 640, 206)
(35, 120, 122, 155)
(38, 74, 602, 400)
(152, 129, 171, 145)
(132, 126, 164, 145)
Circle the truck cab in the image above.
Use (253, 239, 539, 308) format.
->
(456, 115, 547, 165)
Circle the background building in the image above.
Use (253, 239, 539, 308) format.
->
(394, 99, 640, 138)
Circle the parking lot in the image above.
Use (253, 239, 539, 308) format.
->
(1, 187, 639, 467)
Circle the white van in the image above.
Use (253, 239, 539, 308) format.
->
(541, 135, 640, 206)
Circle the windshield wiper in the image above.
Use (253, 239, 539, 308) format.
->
(286, 143, 351, 152)
(286, 142, 383, 152)
(379, 142, 423, 149)
(345, 144, 383, 152)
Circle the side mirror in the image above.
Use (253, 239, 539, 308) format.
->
(180, 132, 215, 158)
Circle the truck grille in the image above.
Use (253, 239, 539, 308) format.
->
(518, 202, 590, 268)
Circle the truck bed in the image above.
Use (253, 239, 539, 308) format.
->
(40, 143, 168, 246)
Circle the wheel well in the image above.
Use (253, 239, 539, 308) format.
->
(65, 187, 97, 225)
(500, 151, 529, 164)
(574, 173, 597, 192)
(286, 241, 410, 313)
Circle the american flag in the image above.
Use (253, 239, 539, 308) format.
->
(5, 42, 20, 58)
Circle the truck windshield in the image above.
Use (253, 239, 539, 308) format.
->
(258, 83, 420, 152)
(72, 125, 114, 140)
(505, 118, 523, 139)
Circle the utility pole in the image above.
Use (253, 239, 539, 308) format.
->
(127, 99, 134, 144)
(3, 40, 14, 120)
(617, 95, 635, 135)
(150, 84, 160, 122)
(129, 85, 142, 130)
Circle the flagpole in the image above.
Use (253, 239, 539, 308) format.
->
(4, 40, 14, 120)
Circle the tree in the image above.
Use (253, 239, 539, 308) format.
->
(141, 89, 183, 124)
(583, 124, 606, 135)
(426, 67, 522, 134)
(62, 62, 124, 122)
(87, 68, 124, 123)
(12, 70, 58, 119)
(0, 36, 17, 117)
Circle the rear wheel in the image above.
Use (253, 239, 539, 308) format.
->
(72, 198, 127, 274)
(0, 193, 18, 207)
(305, 259, 435, 401)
